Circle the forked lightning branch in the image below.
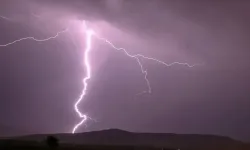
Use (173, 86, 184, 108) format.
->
(0, 18, 200, 133)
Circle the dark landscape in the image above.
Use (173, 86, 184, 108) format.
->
(1, 129, 250, 150)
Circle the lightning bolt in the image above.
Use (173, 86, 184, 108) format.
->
(72, 21, 201, 133)
(72, 29, 94, 134)
(0, 16, 200, 134)
(0, 29, 68, 47)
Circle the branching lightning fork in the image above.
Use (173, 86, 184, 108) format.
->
(0, 29, 68, 47)
(94, 35, 199, 95)
(0, 17, 200, 134)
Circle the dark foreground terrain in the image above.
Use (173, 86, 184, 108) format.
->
(1, 129, 250, 150)
(0, 140, 167, 150)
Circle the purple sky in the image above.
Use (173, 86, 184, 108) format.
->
(0, 0, 250, 141)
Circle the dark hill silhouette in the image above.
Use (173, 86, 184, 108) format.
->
(10, 129, 250, 150)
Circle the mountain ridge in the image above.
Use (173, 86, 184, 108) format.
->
(10, 128, 249, 150)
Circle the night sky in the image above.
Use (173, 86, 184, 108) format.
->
(0, 0, 250, 141)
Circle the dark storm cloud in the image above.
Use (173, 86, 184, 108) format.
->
(33, 0, 250, 69)
(1, 0, 250, 141)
